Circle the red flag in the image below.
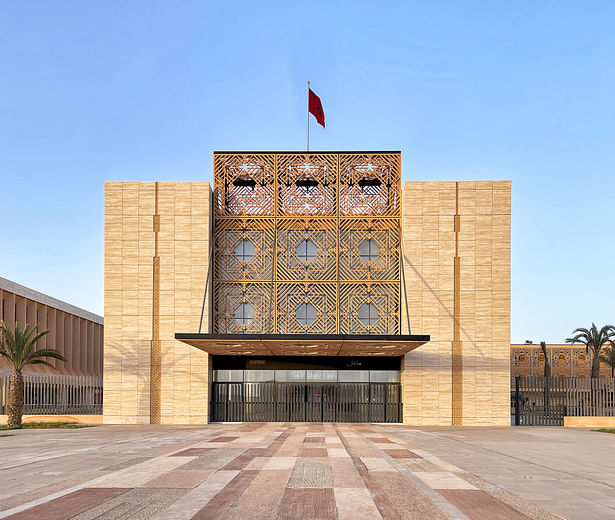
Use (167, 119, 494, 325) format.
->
(308, 88, 325, 128)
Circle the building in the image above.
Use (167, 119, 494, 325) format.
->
(511, 344, 614, 379)
(0, 277, 103, 377)
(103, 151, 511, 425)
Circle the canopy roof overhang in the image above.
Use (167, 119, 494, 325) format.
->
(174, 333, 430, 357)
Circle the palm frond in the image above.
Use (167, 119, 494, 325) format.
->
(566, 324, 615, 360)
(599, 344, 615, 365)
(28, 349, 66, 362)
(27, 359, 58, 369)
(565, 334, 586, 345)
(0, 321, 64, 371)
(0, 322, 18, 370)
(29, 329, 50, 346)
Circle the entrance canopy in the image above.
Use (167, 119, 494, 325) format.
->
(174, 333, 430, 357)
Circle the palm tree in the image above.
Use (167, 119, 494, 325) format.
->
(599, 344, 615, 378)
(539, 341, 551, 413)
(565, 323, 615, 378)
(0, 321, 65, 427)
(539, 341, 551, 378)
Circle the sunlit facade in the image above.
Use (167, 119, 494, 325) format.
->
(103, 152, 511, 425)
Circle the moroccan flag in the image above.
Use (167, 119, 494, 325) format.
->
(308, 88, 325, 128)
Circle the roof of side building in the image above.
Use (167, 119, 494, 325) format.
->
(0, 277, 103, 325)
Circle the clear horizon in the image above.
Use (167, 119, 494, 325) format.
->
(1, 2, 614, 343)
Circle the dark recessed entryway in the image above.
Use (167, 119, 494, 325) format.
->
(210, 356, 403, 423)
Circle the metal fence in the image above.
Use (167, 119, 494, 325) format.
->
(512, 376, 615, 426)
(212, 382, 402, 423)
(0, 374, 103, 415)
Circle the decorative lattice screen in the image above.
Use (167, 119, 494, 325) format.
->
(213, 152, 401, 335)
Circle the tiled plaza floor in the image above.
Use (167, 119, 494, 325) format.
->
(0, 423, 577, 519)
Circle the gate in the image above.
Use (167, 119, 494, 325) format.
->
(212, 382, 402, 423)
(512, 376, 615, 426)
(512, 376, 566, 426)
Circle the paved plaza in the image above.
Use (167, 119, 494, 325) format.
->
(0, 424, 612, 519)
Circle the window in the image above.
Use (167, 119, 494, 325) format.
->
(306, 370, 337, 382)
(296, 239, 317, 262)
(357, 302, 379, 327)
(358, 176, 382, 188)
(358, 238, 380, 262)
(296, 302, 317, 326)
(275, 370, 307, 382)
(369, 370, 400, 383)
(233, 176, 256, 188)
(234, 302, 255, 325)
(215, 370, 244, 382)
(295, 177, 318, 190)
(234, 239, 256, 262)
(338, 370, 369, 383)
(244, 370, 275, 382)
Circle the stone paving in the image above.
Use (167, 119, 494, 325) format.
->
(0, 423, 602, 519)
(385, 426, 615, 520)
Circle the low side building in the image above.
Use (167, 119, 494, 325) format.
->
(511, 344, 614, 379)
(0, 277, 103, 377)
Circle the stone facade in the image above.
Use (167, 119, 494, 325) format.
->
(103, 172, 511, 426)
(401, 181, 511, 426)
(103, 182, 212, 424)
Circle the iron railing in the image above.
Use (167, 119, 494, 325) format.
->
(0, 374, 103, 415)
(512, 376, 615, 426)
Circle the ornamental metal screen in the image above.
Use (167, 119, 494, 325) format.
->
(213, 152, 401, 335)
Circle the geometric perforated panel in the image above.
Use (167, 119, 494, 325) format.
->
(213, 152, 401, 335)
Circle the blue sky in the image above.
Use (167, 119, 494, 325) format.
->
(1, 2, 614, 342)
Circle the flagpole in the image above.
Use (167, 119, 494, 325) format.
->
(307, 80, 310, 152)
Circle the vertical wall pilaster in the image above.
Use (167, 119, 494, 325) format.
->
(452, 183, 463, 425)
(4, 292, 15, 328)
(151, 182, 161, 424)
